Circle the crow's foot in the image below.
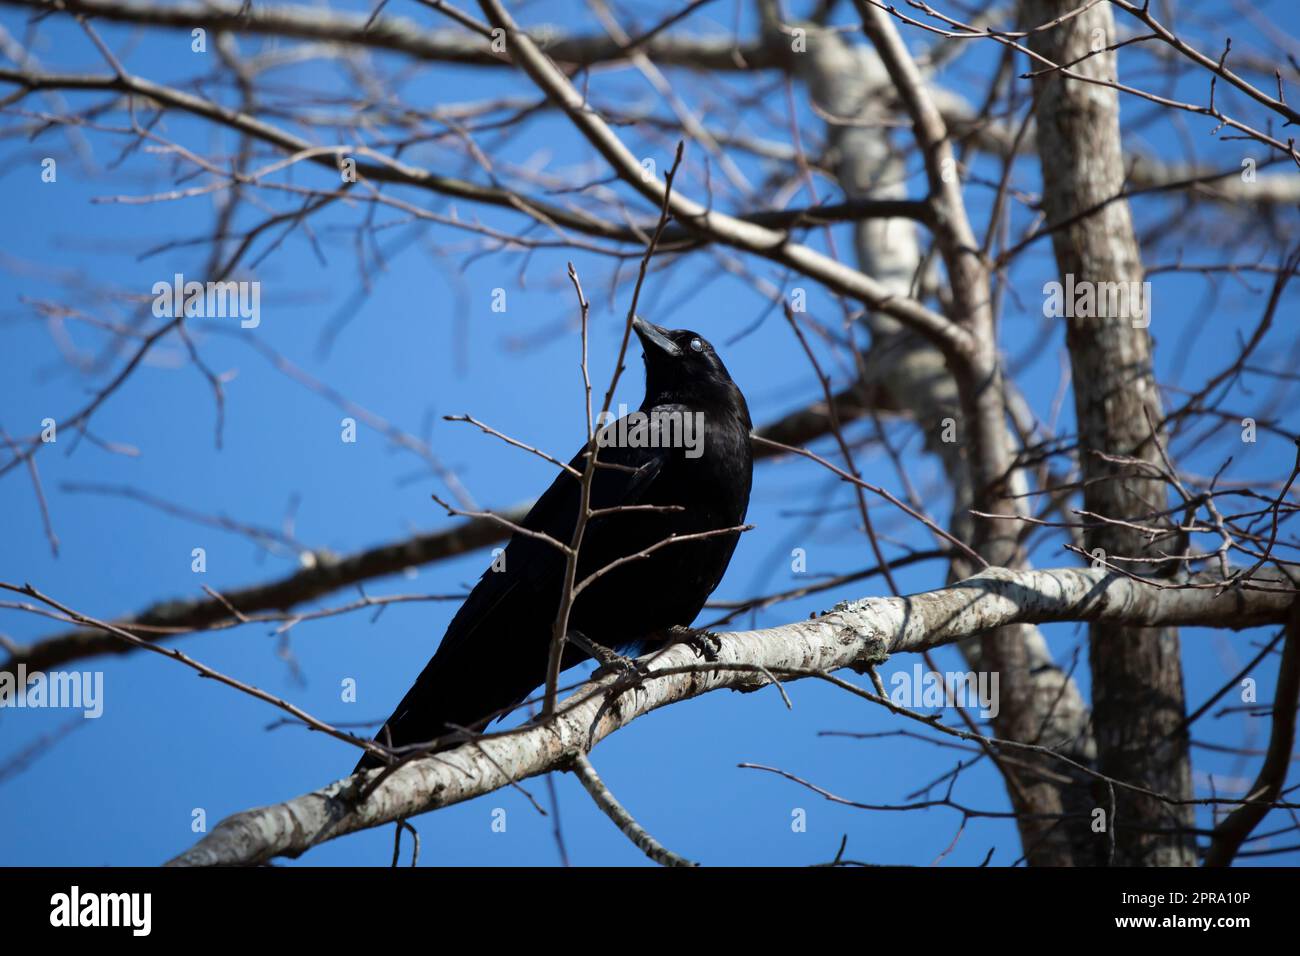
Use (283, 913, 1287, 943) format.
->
(668, 625, 722, 662)
(568, 631, 649, 680)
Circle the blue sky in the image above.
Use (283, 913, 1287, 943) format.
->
(1, 0, 1298, 866)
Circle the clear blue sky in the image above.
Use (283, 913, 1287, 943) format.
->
(2, 0, 1298, 866)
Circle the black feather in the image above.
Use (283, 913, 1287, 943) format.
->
(355, 319, 752, 772)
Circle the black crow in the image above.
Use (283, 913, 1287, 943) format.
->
(355, 317, 752, 771)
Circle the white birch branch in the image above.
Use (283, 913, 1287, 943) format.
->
(166, 566, 1295, 867)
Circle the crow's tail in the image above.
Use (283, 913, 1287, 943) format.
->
(351, 638, 560, 774)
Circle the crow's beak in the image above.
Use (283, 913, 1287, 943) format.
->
(632, 316, 680, 357)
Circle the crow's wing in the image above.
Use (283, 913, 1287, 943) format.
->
(429, 428, 670, 663)
(360, 421, 673, 767)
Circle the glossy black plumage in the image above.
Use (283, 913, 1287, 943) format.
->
(355, 318, 752, 772)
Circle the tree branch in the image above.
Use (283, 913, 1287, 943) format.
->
(165, 566, 1295, 866)
(475, 0, 965, 355)
(0, 0, 786, 71)
(1204, 602, 1300, 866)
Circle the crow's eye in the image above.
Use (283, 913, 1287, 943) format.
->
(689, 337, 705, 353)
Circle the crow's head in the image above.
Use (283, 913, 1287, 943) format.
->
(632, 316, 748, 422)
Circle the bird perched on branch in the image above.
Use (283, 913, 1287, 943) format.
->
(355, 317, 753, 772)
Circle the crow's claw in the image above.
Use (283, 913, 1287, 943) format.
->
(592, 656, 651, 681)
(670, 625, 722, 662)
(569, 631, 648, 679)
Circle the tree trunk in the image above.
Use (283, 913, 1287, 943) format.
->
(1024, 0, 1197, 866)
(789, 14, 1097, 866)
